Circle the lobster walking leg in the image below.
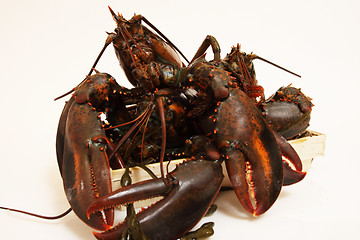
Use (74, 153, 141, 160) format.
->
(190, 35, 221, 62)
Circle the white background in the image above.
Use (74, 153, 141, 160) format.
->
(0, 0, 359, 239)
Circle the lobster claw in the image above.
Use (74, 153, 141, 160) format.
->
(201, 88, 283, 216)
(56, 73, 125, 230)
(58, 98, 114, 230)
(87, 160, 224, 240)
(262, 86, 313, 139)
(272, 130, 307, 186)
(213, 88, 307, 215)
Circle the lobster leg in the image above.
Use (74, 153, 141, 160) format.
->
(87, 160, 224, 240)
(190, 35, 221, 63)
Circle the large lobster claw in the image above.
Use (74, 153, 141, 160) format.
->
(87, 160, 224, 240)
(262, 86, 313, 139)
(200, 88, 283, 216)
(211, 88, 307, 215)
(56, 73, 126, 230)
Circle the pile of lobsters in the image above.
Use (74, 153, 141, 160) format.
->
(56, 7, 313, 240)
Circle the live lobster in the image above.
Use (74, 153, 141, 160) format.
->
(4, 7, 314, 240)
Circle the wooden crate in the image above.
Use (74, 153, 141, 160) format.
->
(111, 130, 326, 208)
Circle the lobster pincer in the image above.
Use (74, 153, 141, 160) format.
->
(198, 87, 305, 216)
(87, 159, 224, 240)
(261, 86, 313, 139)
(56, 72, 127, 230)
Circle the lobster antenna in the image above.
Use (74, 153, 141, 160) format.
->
(88, 33, 117, 76)
(54, 32, 116, 101)
(0, 206, 72, 220)
(248, 54, 301, 78)
(54, 88, 75, 101)
(140, 16, 190, 64)
(156, 97, 171, 187)
(108, 104, 154, 162)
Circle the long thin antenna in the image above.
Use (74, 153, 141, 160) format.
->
(141, 16, 189, 64)
(0, 206, 72, 220)
(54, 33, 116, 101)
(248, 54, 301, 78)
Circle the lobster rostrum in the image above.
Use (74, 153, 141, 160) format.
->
(55, 7, 313, 239)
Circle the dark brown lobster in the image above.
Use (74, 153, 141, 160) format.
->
(54, 7, 313, 239)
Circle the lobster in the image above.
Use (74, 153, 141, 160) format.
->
(2, 7, 313, 240)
